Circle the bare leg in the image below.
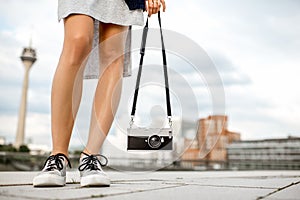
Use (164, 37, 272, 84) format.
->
(51, 15, 94, 156)
(83, 23, 128, 154)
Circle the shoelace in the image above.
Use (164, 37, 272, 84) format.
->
(78, 152, 108, 171)
(43, 153, 72, 171)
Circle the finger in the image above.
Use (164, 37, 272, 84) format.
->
(148, 0, 154, 16)
(161, 0, 166, 12)
(147, 8, 152, 17)
(153, 0, 160, 14)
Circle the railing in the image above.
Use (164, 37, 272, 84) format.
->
(0, 152, 80, 171)
(1, 152, 300, 171)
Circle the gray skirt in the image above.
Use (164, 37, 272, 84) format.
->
(58, 0, 144, 79)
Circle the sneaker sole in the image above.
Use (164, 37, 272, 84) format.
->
(80, 175, 110, 187)
(33, 174, 66, 187)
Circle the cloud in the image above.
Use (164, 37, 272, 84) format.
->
(0, 112, 51, 145)
(0, 0, 61, 145)
(1, 0, 300, 148)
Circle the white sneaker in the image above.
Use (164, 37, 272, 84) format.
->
(78, 152, 110, 187)
(33, 153, 71, 187)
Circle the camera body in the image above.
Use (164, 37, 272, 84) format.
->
(127, 127, 173, 150)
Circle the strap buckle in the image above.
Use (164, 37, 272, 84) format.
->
(129, 116, 134, 128)
(168, 116, 172, 127)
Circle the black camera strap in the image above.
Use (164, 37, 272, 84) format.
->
(130, 12, 172, 124)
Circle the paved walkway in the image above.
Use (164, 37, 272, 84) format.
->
(0, 171, 299, 200)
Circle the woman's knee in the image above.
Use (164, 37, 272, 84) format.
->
(100, 46, 124, 67)
(62, 33, 93, 67)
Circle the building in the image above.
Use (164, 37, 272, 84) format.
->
(181, 115, 240, 169)
(227, 136, 300, 170)
(14, 42, 37, 148)
(198, 115, 241, 161)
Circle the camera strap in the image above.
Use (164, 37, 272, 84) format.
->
(130, 11, 172, 126)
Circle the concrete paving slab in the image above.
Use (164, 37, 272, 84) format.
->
(0, 196, 21, 200)
(264, 181, 300, 200)
(182, 177, 300, 189)
(0, 172, 35, 186)
(0, 171, 299, 200)
(0, 184, 124, 200)
(0, 182, 181, 200)
(108, 171, 300, 181)
(1, 171, 299, 186)
(98, 185, 274, 200)
(0, 171, 79, 186)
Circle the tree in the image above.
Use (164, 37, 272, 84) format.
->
(0, 144, 17, 152)
(19, 145, 30, 153)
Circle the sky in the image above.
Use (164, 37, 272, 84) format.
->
(0, 0, 300, 149)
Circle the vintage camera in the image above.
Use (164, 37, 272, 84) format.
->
(127, 127, 173, 150)
(127, 14, 173, 151)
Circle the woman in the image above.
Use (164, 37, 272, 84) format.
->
(33, 0, 166, 187)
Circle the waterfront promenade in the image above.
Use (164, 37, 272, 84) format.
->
(0, 171, 299, 200)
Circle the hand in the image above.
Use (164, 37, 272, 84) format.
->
(145, 0, 166, 17)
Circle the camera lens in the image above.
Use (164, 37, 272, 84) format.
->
(148, 135, 162, 149)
